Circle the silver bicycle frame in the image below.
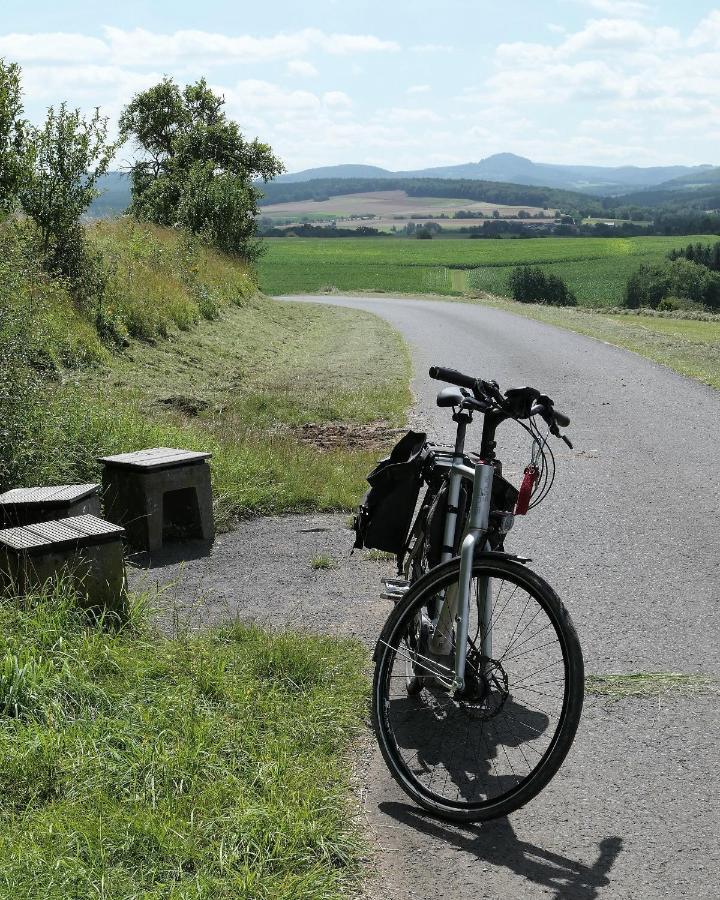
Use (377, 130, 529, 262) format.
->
(430, 460, 495, 693)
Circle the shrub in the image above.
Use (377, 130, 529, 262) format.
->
(19, 103, 116, 312)
(508, 266, 577, 306)
(657, 295, 702, 312)
(0, 59, 27, 215)
(624, 258, 720, 310)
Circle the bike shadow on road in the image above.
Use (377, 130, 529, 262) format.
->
(377, 801, 623, 900)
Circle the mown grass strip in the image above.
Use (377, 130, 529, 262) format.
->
(585, 672, 718, 698)
(0, 580, 368, 899)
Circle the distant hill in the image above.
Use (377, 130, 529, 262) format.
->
(275, 153, 714, 196)
(88, 155, 720, 219)
(86, 171, 130, 218)
(654, 167, 720, 190)
(612, 167, 720, 209)
(276, 163, 394, 183)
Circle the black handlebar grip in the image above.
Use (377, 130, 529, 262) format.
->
(553, 409, 571, 428)
(428, 366, 477, 389)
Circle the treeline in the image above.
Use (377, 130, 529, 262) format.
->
(260, 224, 385, 238)
(668, 241, 720, 270)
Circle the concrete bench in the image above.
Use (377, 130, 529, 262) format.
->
(0, 484, 101, 528)
(0, 514, 127, 617)
(98, 447, 214, 553)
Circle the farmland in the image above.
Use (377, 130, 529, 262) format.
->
(258, 234, 717, 305)
(260, 189, 555, 231)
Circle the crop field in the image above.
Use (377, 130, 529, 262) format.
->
(258, 234, 717, 305)
(261, 190, 554, 229)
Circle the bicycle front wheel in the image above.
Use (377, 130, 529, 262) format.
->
(372, 555, 584, 821)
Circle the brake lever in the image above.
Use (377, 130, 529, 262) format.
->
(531, 403, 574, 449)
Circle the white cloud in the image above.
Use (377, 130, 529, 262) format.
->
(407, 84, 431, 94)
(322, 91, 352, 109)
(381, 107, 442, 123)
(459, 12, 720, 166)
(0, 27, 400, 70)
(0, 32, 107, 62)
(286, 59, 319, 77)
(20, 64, 159, 104)
(102, 26, 398, 65)
(689, 10, 720, 47)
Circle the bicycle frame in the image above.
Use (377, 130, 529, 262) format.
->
(430, 460, 495, 693)
(421, 405, 510, 692)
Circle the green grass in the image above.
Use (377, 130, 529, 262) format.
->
(258, 235, 717, 306)
(64, 293, 411, 527)
(257, 234, 720, 391)
(0, 579, 367, 898)
(311, 555, 337, 570)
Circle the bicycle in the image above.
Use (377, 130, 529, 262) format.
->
(355, 365, 584, 822)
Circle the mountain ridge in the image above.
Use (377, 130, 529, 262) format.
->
(276, 152, 714, 195)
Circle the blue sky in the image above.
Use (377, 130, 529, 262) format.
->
(2, 0, 720, 171)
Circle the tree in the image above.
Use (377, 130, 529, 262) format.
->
(624, 258, 720, 310)
(508, 266, 577, 306)
(20, 103, 116, 289)
(0, 58, 27, 214)
(120, 77, 284, 258)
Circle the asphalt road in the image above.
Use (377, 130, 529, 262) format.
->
(279, 295, 720, 900)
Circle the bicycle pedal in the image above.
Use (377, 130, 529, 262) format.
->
(381, 577, 409, 602)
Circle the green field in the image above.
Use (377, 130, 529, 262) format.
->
(258, 235, 717, 306)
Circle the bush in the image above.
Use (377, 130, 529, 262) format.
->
(656, 295, 702, 312)
(508, 266, 577, 306)
(624, 258, 720, 310)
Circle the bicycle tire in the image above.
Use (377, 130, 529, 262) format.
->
(372, 553, 584, 822)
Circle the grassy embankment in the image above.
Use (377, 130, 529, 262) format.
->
(3, 219, 411, 524)
(258, 235, 720, 390)
(0, 218, 413, 896)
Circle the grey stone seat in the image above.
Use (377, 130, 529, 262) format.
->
(0, 484, 101, 527)
(98, 447, 214, 553)
(0, 514, 127, 616)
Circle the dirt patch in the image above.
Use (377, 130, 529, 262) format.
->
(291, 421, 405, 451)
(158, 395, 210, 416)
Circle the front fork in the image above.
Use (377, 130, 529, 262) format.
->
(431, 462, 495, 693)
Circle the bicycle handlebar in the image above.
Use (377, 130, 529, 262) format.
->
(428, 366, 477, 390)
(429, 365, 571, 429)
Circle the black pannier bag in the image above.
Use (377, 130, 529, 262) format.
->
(353, 430, 428, 554)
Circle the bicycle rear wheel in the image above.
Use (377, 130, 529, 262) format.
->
(372, 554, 583, 821)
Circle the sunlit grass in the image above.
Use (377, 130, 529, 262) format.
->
(0, 579, 368, 899)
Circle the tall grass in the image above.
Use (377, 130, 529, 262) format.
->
(0, 579, 368, 898)
(88, 219, 257, 341)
